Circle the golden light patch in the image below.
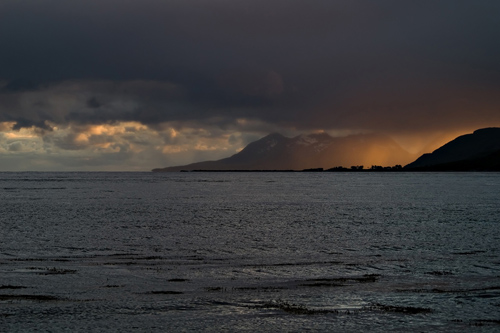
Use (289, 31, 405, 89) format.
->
(194, 143, 219, 151)
(0, 122, 16, 132)
(87, 124, 124, 136)
(362, 146, 399, 166)
(83, 121, 148, 136)
(4, 131, 38, 139)
(169, 128, 178, 138)
(162, 145, 187, 154)
(74, 133, 89, 143)
(87, 125, 109, 136)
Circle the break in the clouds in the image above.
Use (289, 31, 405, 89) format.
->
(1, 0, 500, 170)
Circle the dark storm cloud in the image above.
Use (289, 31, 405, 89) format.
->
(1, 0, 500, 133)
(11, 118, 52, 131)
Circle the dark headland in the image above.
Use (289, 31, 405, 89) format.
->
(404, 127, 500, 171)
(152, 128, 500, 172)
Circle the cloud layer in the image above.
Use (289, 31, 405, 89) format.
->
(1, 0, 500, 170)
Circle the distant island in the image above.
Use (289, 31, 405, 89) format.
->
(153, 127, 500, 172)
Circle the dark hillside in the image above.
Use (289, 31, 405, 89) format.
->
(405, 128, 500, 170)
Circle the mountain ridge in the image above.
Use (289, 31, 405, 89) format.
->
(153, 132, 415, 172)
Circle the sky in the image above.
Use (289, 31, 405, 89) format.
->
(1, 0, 500, 171)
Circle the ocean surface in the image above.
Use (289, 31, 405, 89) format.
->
(0, 172, 499, 332)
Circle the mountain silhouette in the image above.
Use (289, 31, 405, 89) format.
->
(153, 132, 414, 171)
(405, 127, 500, 171)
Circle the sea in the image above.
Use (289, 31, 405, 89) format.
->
(0, 172, 499, 332)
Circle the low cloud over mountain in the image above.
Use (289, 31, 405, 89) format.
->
(154, 132, 415, 171)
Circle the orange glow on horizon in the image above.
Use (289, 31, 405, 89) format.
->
(392, 129, 480, 156)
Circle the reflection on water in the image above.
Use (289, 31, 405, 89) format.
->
(0, 172, 499, 331)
